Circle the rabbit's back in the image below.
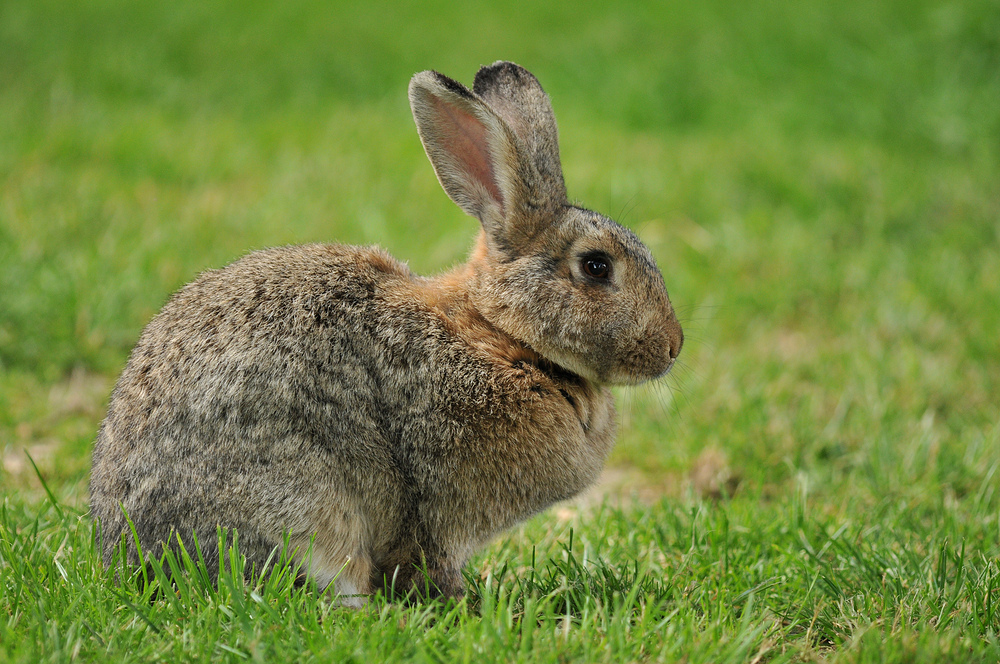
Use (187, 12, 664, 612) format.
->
(90, 244, 414, 582)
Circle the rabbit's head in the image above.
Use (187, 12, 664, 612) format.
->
(409, 62, 682, 385)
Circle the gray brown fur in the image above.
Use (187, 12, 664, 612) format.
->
(90, 61, 683, 603)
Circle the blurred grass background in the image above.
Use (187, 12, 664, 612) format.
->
(1, 0, 999, 659)
(2, 0, 998, 501)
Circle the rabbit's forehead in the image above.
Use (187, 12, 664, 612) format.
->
(560, 208, 659, 271)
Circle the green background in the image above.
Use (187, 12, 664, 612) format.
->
(1, 0, 998, 661)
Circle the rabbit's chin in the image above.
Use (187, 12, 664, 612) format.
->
(555, 357, 603, 385)
(602, 362, 678, 387)
(539, 349, 675, 387)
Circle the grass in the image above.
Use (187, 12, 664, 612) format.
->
(2, 0, 999, 661)
(4, 484, 999, 662)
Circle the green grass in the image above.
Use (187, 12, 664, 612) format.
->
(2, 0, 999, 661)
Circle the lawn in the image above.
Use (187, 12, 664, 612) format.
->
(1, 0, 999, 661)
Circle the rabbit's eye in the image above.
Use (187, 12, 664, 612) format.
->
(582, 256, 611, 280)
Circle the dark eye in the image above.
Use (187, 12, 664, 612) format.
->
(582, 255, 611, 280)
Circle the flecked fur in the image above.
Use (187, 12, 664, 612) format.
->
(90, 62, 683, 602)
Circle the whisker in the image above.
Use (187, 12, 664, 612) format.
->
(618, 194, 639, 226)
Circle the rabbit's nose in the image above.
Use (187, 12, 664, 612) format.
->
(667, 322, 683, 360)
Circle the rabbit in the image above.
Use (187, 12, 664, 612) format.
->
(90, 61, 683, 604)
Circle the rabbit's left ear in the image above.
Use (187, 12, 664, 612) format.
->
(473, 62, 566, 204)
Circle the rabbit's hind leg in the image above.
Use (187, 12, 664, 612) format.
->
(295, 508, 375, 606)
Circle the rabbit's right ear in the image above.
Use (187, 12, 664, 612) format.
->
(409, 71, 540, 249)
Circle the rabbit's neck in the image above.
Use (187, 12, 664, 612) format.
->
(417, 262, 540, 370)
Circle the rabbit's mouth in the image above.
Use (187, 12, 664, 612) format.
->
(599, 326, 684, 386)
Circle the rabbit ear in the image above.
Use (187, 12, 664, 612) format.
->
(409, 68, 564, 250)
(473, 62, 567, 203)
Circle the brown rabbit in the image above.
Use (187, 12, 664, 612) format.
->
(90, 61, 683, 604)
